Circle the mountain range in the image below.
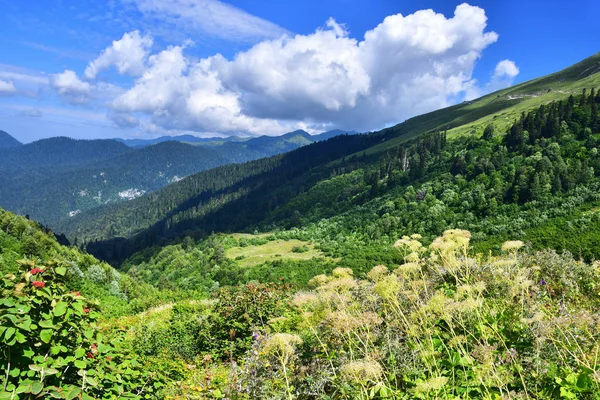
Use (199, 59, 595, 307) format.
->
(0, 129, 356, 225)
(3, 51, 600, 399)
(55, 53, 600, 265)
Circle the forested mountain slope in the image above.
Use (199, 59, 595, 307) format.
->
(61, 56, 600, 262)
(0, 130, 22, 149)
(0, 207, 163, 315)
(0, 130, 352, 226)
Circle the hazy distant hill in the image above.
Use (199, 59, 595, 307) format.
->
(0, 130, 23, 149)
(0, 137, 131, 170)
(0, 129, 355, 225)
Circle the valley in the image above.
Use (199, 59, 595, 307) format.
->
(1, 3, 600, 396)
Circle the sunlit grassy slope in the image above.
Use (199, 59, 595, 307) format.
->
(363, 52, 600, 155)
(224, 234, 330, 267)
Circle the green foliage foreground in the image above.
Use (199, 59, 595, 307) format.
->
(0, 260, 163, 399)
(84, 230, 600, 399)
(202, 230, 600, 399)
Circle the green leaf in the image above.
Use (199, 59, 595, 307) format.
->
(14, 331, 26, 344)
(64, 386, 82, 400)
(55, 267, 67, 276)
(74, 360, 87, 369)
(40, 329, 53, 343)
(85, 376, 98, 387)
(16, 379, 33, 394)
(4, 327, 15, 341)
(39, 319, 54, 328)
(53, 301, 68, 317)
(31, 381, 43, 395)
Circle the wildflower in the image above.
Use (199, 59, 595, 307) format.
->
(331, 267, 353, 278)
(252, 332, 260, 340)
(394, 262, 421, 277)
(320, 276, 356, 293)
(373, 274, 400, 301)
(367, 265, 388, 281)
(502, 240, 524, 252)
(292, 292, 320, 309)
(308, 274, 328, 288)
(262, 333, 303, 362)
(328, 311, 362, 334)
(414, 376, 448, 393)
(540, 279, 546, 285)
(341, 359, 383, 383)
(31, 281, 45, 288)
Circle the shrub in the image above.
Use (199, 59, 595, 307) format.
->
(0, 259, 162, 399)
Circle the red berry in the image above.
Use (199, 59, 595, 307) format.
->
(31, 281, 45, 288)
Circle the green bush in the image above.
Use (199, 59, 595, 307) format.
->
(0, 259, 163, 399)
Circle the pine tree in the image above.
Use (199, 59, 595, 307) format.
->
(482, 124, 495, 140)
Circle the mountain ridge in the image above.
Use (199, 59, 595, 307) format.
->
(55, 52, 600, 265)
(0, 130, 23, 149)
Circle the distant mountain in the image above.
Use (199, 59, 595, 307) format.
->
(0, 129, 356, 226)
(311, 129, 358, 141)
(0, 137, 131, 170)
(115, 134, 240, 148)
(114, 129, 356, 149)
(0, 130, 23, 149)
(56, 53, 600, 266)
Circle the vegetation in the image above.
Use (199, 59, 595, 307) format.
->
(2, 54, 600, 398)
(0, 130, 344, 227)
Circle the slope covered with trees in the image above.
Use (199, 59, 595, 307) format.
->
(2, 54, 600, 399)
(0, 130, 351, 226)
(63, 82, 600, 267)
(0, 130, 22, 149)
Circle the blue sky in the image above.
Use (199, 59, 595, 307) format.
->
(0, 0, 598, 143)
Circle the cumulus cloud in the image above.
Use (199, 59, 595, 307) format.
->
(0, 79, 17, 95)
(84, 31, 153, 79)
(107, 3, 501, 135)
(50, 70, 92, 103)
(487, 59, 520, 91)
(124, 0, 288, 42)
(493, 59, 519, 79)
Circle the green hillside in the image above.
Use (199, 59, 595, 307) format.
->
(3, 54, 600, 399)
(0, 130, 349, 226)
(58, 54, 600, 268)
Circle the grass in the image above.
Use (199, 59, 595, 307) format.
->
(225, 237, 328, 267)
(355, 53, 600, 156)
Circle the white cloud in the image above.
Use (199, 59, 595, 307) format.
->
(50, 70, 92, 103)
(109, 3, 500, 135)
(111, 44, 289, 134)
(493, 59, 519, 79)
(84, 31, 153, 79)
(0, 79, 17, 94)
(18, 107, 43, 118)
(124, 0, 288, 42)
(487, 59, 520, 92)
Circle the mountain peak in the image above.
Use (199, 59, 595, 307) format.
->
(0, 130, 23, 149)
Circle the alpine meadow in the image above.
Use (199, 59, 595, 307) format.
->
(1, 1, 600, 399)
